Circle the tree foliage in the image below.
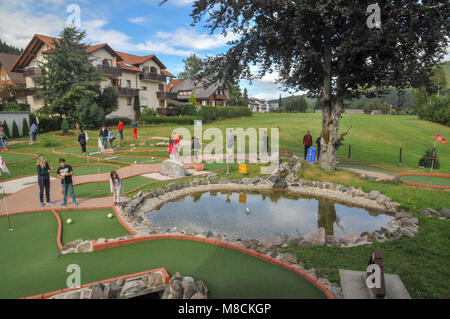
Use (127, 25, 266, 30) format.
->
(11, 120, 20, 138)
(178, 54, 204, 79)
(96, 87, 119, 116)
(40, 27, 100, 123)
(0, 39, 22, 55)
(285, 96, 308, 113)
(166, 0, 449, 171)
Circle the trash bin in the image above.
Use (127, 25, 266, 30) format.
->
(307, 147, 316, 163)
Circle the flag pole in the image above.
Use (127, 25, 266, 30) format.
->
(430, 141, 437, 183)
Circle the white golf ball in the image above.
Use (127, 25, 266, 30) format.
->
(107, 213, 113, 219)
(66, 219, 73, 224)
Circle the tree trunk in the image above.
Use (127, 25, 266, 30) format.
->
(320, 100, 343, 171)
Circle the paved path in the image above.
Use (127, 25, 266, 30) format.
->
(339, 167, 394, 181)
(0, 162, 194, 215)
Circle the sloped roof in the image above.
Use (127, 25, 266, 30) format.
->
(86, 43, 123, 61)
(170, 79, 223, 99)
(115, 51, 166, 69)
(161, 69, 175, 78)
(167, 79, 183, 91)
(0, 53, 25, 84)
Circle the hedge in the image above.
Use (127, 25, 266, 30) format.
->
(29, 114, 62, 134)
(157, 105, 252, 124)
(22, 118, 29, 137)
(104, 117, 132, 127)
(140, 115, 201, 125)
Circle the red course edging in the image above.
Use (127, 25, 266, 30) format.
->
(394, 173, 450, 190)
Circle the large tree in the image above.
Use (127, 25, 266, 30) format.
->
(165, 0, 450, 171)
(178, 54, 204, 79)
(40, 27, 100, 123)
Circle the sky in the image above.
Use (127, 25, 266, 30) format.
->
(0, 0, 448, 101)
(0, 0, 289, 100)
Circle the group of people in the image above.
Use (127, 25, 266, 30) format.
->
(77, 120, 139, 154)
(36, 156, 124, 207)
(302, 130, 322, 162)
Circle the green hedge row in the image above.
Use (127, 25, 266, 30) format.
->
(140, 115, 201, 125)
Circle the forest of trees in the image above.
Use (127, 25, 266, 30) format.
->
(0, 39, 22, 55)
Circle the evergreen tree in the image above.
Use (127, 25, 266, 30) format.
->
(133, 96, 141, 120)
(74, 98, 104, 129)
(12, 120, 20, 138)
(61, 118, 69, 134)
(22, 118, 29, 137)
(0, 39, 22, 55)
(242, 88, 249, 107)
(40, 27, 100, 123)
(278, 95, 282, 109)
(188, 94, 197, 106)
(3, 121, 10, 138)
(96, 87, 119, 116)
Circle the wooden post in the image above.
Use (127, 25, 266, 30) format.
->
(347, 145, 351, 160)
(399, 148, 402, 166)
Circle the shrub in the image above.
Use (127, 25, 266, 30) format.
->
(418, 149, 440, 169)
(140, 115, 201, 125)
(104, 117, 132, 127)
(22, 118, 29, 137)
(12, 120, 20, 138)
(61, 118, 70, 134)
(2, 102, 30, 112)
(32, 117, 62, 133)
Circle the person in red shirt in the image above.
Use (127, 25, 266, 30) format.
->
(302, 131, 313, 160)
(118, 121, 124, 141)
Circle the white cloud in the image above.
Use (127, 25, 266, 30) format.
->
(167, 0, 194, 6)
(156, 28, 237, 51)
(128, 16, 149, 25)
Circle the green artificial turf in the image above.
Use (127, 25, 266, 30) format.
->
(0, 212, 325, 299)
(398, 175, 450, 187)
(2, 152, 35, 163)
(75, 175, 156, 198)
(58, 209, 131, 244)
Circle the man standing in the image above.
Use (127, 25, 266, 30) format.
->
(118, 120, 124, 142)
(99, 125, 108, 150)
(78, 129, 87, 155)
(302, 130, 313, 160)
(30, 122, 38, 143)
(57, 158, 78, 206)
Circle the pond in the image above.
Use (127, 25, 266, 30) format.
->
(146, 191, 394, 240)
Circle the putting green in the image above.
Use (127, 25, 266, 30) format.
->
(2, 152, 36, 164)
(75, 176, 156, 198)
(50, 164, 118, 177)
(58, 209, 131, 244)
(0, 212, 325, 299)
(398, 175, 450, 187)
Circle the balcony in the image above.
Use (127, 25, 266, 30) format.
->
(114, 86, 140, 97)
(213, 94, 228, 100)
(157, 91, 178, 100)
(24, 67, 44, 78)
(140, 72, 166, 82)
(96, 65, 122, 77)
(24, 87, 42, 96)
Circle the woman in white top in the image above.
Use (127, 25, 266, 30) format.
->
(109, 170, 123, 205)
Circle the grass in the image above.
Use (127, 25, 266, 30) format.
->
(58, 209, 131, 244)
(0, 211, 325, 299)
(2, 152, 36, 163)
(75, 176, 156, 198)
(291, 164, 450, 298)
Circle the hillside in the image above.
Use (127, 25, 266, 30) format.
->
(270, 60, 450, 110)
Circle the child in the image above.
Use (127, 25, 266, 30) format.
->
(109, 170, 122, 205)
(57, 158, 78, 206)
(168, 137, 175, 161)
(132, 120, 138, 139)
(36, 156, 53, 207)
(0, 127, 8, 151)
(108, 128, 115, 151)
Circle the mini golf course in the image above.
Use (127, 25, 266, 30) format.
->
(2, 152, 37, 164)
(75, 176, 156, 198)
(57, 209, 131, 244)
(50, 164, 119, 177)
(0, 210, 327, 299)
(395, 174, 450, 188)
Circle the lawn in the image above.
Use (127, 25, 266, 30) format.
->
(2, 152, 36, 164)
(75, 175, 156, 198)
(58, 209, 131, 244)
(397, 175, 450, 187)
(0, 211, 325, 299)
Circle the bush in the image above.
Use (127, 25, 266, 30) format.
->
(418, 149, 440, 169)
(199, 106, 252, 123)
(1, 101, 30, 112)
(104, 117, 132, 127)
(417, 96, 449, 126)
(61, 118, 70, 134)
(140, 115, 201, 125)
(175, 104, 197, 116)
(22, 118, 29, 137)
(12, 120, 20, 138)
(32, 116, 62, 133)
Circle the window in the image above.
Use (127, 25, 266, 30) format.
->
(1, 74, 4, 81)
(127, 98, 132, 105)
(7, 74, 10, 81)
(141, 86, 147, 91)
(141, 98, 148, 107)
(150, 66, 157, 74)
(102, 59, 112, 67)
(126, 80, 131, 88)
(202, 100, 207, 106)
(92, 57, 101, 66)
